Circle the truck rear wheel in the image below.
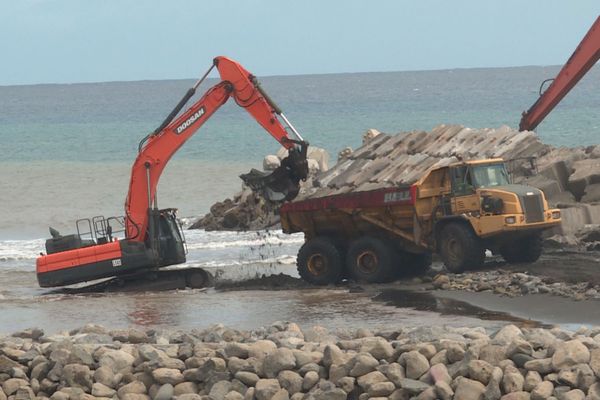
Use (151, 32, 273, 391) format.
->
(346, 237, 395, 283)
(439, 223, 485, 273)
(500, 232, 543, 264)
(297, 237, 343, 285)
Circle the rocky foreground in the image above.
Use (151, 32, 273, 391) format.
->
(4, 323, 600, 400)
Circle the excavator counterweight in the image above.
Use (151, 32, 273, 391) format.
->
(36, 56, 309, 288)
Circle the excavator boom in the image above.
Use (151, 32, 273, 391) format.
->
(125, 56, 308, 240)
(520, 16, 600, 131)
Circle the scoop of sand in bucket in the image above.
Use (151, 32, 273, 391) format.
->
(240, 143, 308, 202)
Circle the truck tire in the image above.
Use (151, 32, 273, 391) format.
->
(297, 237, 343, 285)
(500, 232, 543, 264)
(346, 237, 395, 283)
(439, 223, 485, 273)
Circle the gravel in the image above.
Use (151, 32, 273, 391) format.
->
(3, 322, 600, 399)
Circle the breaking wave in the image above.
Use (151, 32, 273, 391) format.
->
(0, 239, 45, 262)
(184, 230, 304, 250)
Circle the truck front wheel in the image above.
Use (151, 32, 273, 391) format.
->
(500, 232, 543, 264)
(346, 237, 395, 283)
(439, 223, 485, 273)
(297, 237, 343, 285)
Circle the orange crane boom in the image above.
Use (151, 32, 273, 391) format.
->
(520, 16, 600, 131)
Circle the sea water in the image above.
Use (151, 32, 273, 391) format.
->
(2, 65, 599, 238)
(0, 66, 598, 331)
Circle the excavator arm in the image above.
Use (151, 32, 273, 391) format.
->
(519, 16, 600, 131)
(125, 56, 308, 240)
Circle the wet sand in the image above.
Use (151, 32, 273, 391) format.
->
(502, 250, 600, 284)
(0, 285, 507, 334)
(2, 269, 599, 335)
(2, 248, 600, 335)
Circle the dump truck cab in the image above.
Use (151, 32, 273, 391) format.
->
(415, 159, 561, 271)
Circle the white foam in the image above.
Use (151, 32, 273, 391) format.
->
(170, 254, 297, 269)
(0, 230, 302, 260)
(182, 229, 303, 249)
(0, 227, 303, 303)
(185, 235, 303, 250)
(0, 239, 45, 262)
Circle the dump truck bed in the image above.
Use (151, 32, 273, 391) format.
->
(281, 185, 414, 215)
(280, 185, 423, 252)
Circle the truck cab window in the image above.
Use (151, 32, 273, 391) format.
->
(471, 164, 510, 188)
(451, 166, 474, 196)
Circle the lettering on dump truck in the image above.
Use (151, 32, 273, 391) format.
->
(176, 107, 206, 134)
(383, 190, 411, 203)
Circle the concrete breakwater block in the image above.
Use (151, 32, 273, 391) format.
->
(568, 159, 600, 200)
(582, 183, 600, 203)
(540, 161, 571, 191)
(299, 125, 600, 210)
(556, 204, 600, 235)
(299, 124, 551, 200)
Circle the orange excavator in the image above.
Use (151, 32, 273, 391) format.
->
(36, 56, 309, 288)
(520, 16, 600, 131)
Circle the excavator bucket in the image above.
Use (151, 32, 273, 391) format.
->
(241, 144, 309, 202)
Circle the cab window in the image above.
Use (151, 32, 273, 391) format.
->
(471, 164, 510, 188)
(451, 166, 475, 196)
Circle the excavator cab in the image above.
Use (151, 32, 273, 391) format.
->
(149, 208, 187, 267)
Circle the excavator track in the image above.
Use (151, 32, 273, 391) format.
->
(49, 267, 214, 294)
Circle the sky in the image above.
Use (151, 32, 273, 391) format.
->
(1, 0, 598, 85)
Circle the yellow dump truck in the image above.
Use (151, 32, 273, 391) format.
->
(280, 158, 561, 284)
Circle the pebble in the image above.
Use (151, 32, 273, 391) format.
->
(431, 270, 600, 301)
(454, 377, 485, 400)
(400, 350, 430, 379)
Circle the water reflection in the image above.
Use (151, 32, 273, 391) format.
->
(128, 297, 172, 326)
(0, 286, 509, 335)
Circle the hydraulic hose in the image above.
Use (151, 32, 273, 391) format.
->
(138, 63, 216, 152)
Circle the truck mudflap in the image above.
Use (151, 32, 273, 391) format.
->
(36, 240, 156, 288)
